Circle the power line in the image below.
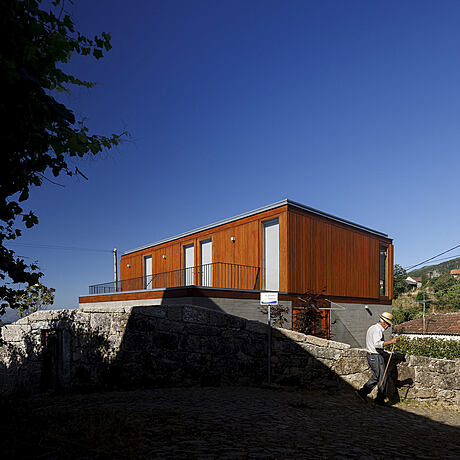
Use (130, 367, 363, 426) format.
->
(405, 243, 460, 271)
(7, 243, 113, 253)
(416, 254, 460, 265)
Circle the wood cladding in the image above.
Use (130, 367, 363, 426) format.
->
(120, 206, 288, 291)
(118, 203, 392, 300)
(287, 207, 392, 299)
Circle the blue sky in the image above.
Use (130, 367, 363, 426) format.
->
(4, 0, 460, 320)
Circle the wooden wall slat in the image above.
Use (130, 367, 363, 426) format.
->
(288, 207, 392, 300)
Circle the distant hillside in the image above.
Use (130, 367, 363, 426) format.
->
(409, 256, 460, 278)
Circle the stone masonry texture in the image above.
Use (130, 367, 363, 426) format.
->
(0, 304, 458, 406)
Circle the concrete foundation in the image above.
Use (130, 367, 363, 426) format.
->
(330, 303, 392, 348)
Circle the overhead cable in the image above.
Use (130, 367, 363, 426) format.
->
(405, 243, 460, 271)
(7, 242, 112, 253)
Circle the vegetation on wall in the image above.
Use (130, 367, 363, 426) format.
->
(14, 283, 55, 318)
(394, 336, 460, 360)
(294, 290, 328, 338)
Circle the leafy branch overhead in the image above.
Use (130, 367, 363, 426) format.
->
(0, 0, 127, 312)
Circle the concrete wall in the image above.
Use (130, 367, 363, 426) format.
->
(0, 305, 458, 406)
(330, 303, 392, 348)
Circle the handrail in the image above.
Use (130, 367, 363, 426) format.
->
(89, 262, 261, 294)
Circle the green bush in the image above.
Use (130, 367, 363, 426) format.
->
(393, 336, 460, 360)
(392, 306, 423, 324)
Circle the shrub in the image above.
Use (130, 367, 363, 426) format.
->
(393, 336, 460, 360)
(392, 306, 423, 324)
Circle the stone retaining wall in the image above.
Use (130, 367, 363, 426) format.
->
(0, 305, 458, 406)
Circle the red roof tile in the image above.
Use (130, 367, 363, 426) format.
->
(393, 312, 460, 335)
(450, 269, 460, 275)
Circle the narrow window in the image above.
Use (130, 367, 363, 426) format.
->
(144, 255, 152, 289)
(379, 245, 388, 296)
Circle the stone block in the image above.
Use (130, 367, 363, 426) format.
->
(89, 313, 112, 331)
(314, 347, 342, 360)
(132, 306, 167, 318)
(343, 373, 369, 389)
(185, 323, 220, 337)
(415, 370, 436, 387)
(246, 320, 267, 335)
(297, 342, 318, 356)
(415, 388, 437, 399)
(181, 334, 200, 352)
(156, 319, 185, 333)
(225, 315, 246, 330)
(427, 359, 456, 374)
(2, 325, 27, 342)
(409, 355, 432, 367)
(437, 374, 458, 390)
(275, 328, 307, 342)
(183, 306, 209, 324)
(14, 317, 30, 325)
(166, 305, 183, 322)
(436, 389, 456, 402)
(342, 348, 366, 357)
(152, 331, 179, 350)
(304, 335, 329, 347)
(30, 321, 50, 331)
(75, 312, 91, 324)
(328, 340, 350, 350)
(395, 363, 415, 382)
(334, 357, 369, 375)
(277, 340, 301, 354)
(207, 311, 228, 327)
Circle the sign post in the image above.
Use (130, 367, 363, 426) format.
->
(260, 292, 278, 384)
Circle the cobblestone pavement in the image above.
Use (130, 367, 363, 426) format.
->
(3, 386, 460, 459)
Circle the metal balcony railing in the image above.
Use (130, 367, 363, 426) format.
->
(89, 262, 261, 295)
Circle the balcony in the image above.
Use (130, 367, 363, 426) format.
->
(89, 262, 261, 295)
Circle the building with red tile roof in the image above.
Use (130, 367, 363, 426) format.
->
(393, 312, 460, 340)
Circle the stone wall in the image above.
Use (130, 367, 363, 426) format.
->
(0, 305, 458, 406)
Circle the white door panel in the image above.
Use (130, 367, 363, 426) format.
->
(184, 244, 195, 285)
(200, 239, 212, 287)
(263, 219, 279, 291)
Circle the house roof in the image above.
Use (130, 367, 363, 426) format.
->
(450, 269, 460, 275)
(406, 276, 422, 283)
(393, 312, 460, 336)
(124, 199, 390, 255)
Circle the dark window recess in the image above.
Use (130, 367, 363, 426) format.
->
(379, 246, 388, 296)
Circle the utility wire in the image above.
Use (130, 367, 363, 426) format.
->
(415, 254, 460, 265)
(7, 242, 113, 253)
(405, 243, 460, 271)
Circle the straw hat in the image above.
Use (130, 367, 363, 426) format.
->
(379, 312, 393, 326)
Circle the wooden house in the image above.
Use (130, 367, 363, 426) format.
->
(79, 199, 393, 347)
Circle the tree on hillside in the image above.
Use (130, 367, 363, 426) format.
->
(393, 264, 409, 299)
(0, 0, 126, 312)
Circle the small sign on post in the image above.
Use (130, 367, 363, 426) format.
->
(260, 292, 278, 385)
(260, 291, 278, 306)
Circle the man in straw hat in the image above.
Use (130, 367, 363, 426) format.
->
(355, 311, 398, 406)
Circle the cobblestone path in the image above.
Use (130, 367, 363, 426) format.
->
(3, 386, 459, 459)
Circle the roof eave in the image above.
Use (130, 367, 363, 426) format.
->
(123, 199, 390, 255)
